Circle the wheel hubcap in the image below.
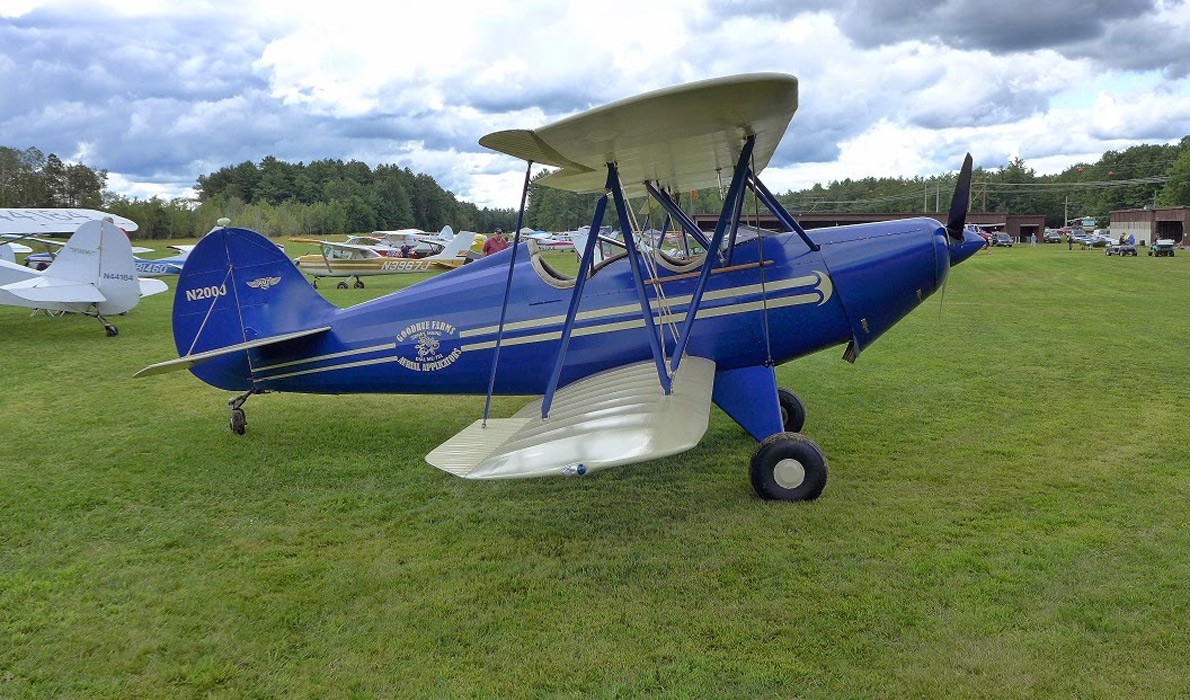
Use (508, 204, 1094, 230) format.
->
(773, 458, 806, 489)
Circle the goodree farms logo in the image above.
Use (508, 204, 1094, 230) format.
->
(396, 320, 462, 372)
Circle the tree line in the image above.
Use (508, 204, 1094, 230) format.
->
(4, 138, 1189, 238)
(0, 146, 519, 239)
(524, 137, 1190, 230)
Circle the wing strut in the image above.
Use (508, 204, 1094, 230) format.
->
(747, 173, 821, 253)
(643, 182, 711, 251)
(609, 163, 673, 396)
(482, 160, 534, 425)
(540, 192, 609, 418)
(668, 135, 756, 374)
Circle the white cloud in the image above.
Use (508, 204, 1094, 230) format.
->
(1, 1, 1188, 210)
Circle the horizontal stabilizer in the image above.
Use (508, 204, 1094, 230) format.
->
(1, 277, 106, 303)
(139, 278, 169, 297)
(134, 325, 332, 378)
(426, 357, 715, 479)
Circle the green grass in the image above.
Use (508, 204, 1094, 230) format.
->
(1, 241, 1187, 698)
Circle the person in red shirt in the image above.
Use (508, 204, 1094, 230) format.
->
(482, 227, 509, 256)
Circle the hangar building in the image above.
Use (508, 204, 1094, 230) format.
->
(1109, 206, 1189, 244)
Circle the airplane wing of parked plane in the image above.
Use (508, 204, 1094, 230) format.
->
(479, 72, 798, 196)
(0, 208, 139, 234)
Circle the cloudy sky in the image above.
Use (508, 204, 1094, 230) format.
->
(2, 0, 1189, 209)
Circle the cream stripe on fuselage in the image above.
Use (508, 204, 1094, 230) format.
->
(250, 271, 831, 381)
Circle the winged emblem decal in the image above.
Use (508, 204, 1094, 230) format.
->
(246, 276, 282, 290)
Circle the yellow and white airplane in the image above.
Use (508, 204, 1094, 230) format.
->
(291, 229, 477, 289)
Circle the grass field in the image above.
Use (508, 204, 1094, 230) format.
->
(1, 240, 1187, 697)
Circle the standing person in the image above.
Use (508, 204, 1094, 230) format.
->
(1030, 232, 1037, 247)
(482, 227, 509, 256)
(1068, 232, 1074, 251)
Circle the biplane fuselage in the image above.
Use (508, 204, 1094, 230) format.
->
(175, 217, 971, 398)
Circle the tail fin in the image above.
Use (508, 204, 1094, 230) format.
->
(438, 225, 454, 241)
(434, 229, 475, 260)
(47, 220, 143, 314)
(173, 227, 336, 389)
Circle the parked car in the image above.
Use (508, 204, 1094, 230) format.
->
(1149, 238, 1176, 257)
(991, 232, 1013, 247)
(1043, 230, 1061, 243)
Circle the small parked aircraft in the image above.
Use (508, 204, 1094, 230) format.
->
(134, 245, 193, 277)
(1, 219, 168, 335)
(136, 73, 983, 500)
(290, 230, 477, 288)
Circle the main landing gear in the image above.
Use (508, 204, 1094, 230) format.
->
(750, 387, 828, 501)
(335, 277, 366, 290)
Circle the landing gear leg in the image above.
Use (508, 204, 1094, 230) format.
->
(228, 390, 254, 435)
(777, 387, 806, 433)
(86, 306, 118, 336)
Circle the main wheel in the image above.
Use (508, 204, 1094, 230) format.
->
(776, 388, 806, 433)
(353, 279, 365, 289)
(336, 281, 349, 290)
(105, 325, 118, 337)
(750, 432, 828, 501)
(230, 408, 246, 435)
(312, 278, 319, 289)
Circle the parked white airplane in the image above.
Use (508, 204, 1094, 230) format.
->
(0, 219, 167, 336)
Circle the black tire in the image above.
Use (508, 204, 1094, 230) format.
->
(777, 387, 806, 433)
(354, 279, 365, 289)
(105, 325, 118, 337)
(749, 432, 828, 501)
(336, 281, 349, 290)
(312, 278, 319, 288)
(230, 408, 246, 435)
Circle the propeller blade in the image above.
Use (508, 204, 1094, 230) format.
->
(945, 153, 974, 242)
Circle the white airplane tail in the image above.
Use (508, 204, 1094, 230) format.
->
(438, 225, 454, 241)
(0, 243, 14, 263)
(434, 229, 477, 260)
(46, 220, 143, 314)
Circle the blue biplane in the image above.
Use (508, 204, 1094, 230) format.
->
(137, 73, 984, 500)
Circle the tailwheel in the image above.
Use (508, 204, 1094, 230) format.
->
(227, 390, 253, 436)
(777, 387, 806, 433)
(104, 324, 119, 337)
(750, 432, 828, 501)
(230, 408, 246, 435)
(353, 278, 365, 289)
(336, 281, 349, 290)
